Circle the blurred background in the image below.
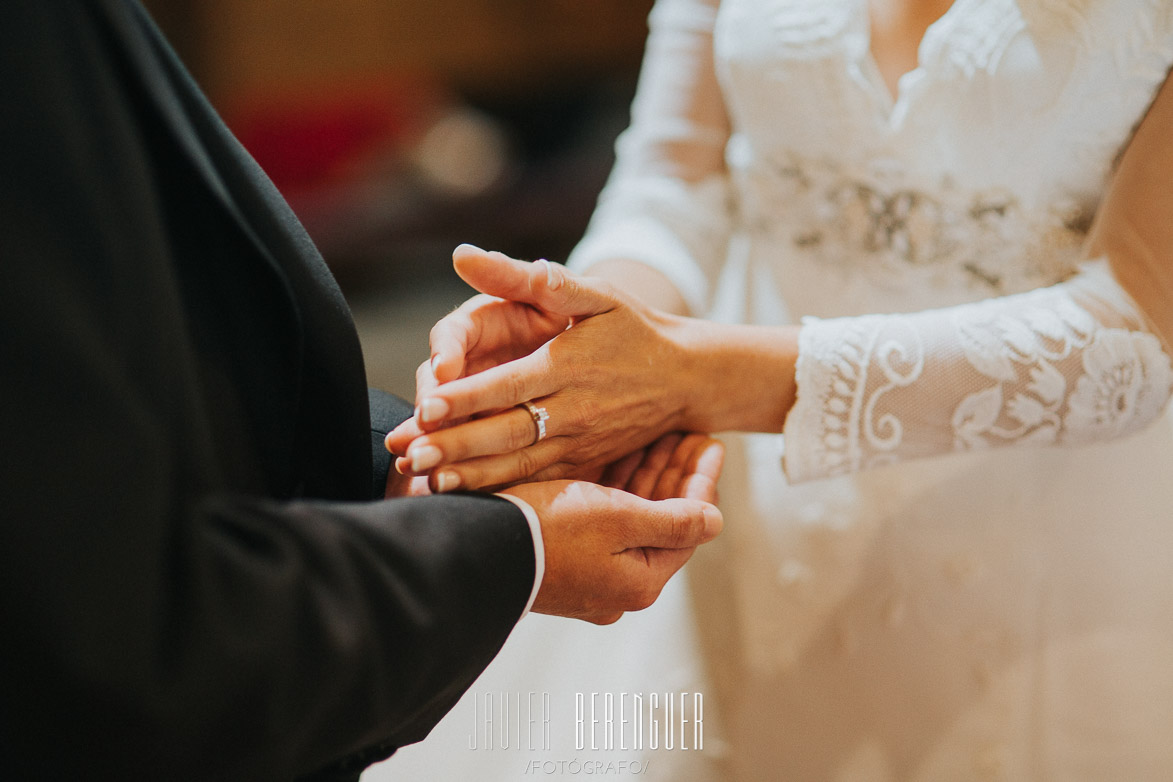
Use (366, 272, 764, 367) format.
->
(142, 0, 654, 398)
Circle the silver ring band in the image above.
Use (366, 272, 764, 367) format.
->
(522, 401, 550, 443)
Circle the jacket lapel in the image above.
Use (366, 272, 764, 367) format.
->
(93, 0, 374, 501)
(93, 0, 286, 273)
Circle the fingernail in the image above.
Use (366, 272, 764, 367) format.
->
(435, 471, 462, 493)
(538, 258, 564, 290)
(394, 457, 409, 475)
(455, 243, 485, 255)
(409, 444, 443, 473)
(430, 354, 442, 375)
(420, 397, 450, 424)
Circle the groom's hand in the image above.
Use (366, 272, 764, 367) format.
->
(501, 480, 723, 625)
(594, 432, 724, 504)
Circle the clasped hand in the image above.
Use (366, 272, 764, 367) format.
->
(385, 245, 732, 624)
(386, 245, 709, 491)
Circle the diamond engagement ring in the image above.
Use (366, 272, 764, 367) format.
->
(522, 401, 550, 443)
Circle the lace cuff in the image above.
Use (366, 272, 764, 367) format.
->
(782, 262, 1173, 483)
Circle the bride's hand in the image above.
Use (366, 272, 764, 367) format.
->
(386, 246, 704, 492)
(386, 430, 723, 506)
(383, 248, 574, 461)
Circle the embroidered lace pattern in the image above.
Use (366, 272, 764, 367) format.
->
(783, 267, 1173, 482)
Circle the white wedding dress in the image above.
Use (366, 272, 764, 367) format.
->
(370, 1, 1173, 780)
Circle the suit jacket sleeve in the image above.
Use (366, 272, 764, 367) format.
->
(0, 2, 533, 780)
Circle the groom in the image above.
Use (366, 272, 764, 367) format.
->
(0, 1, 722, 780)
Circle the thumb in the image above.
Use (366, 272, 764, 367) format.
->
(621, 496, 724, 551)
(452, 244, 618, 319)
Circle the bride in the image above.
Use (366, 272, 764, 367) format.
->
(384, 0, 1173, 778)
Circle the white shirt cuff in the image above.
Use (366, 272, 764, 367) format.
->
(494, 493, 544, 618)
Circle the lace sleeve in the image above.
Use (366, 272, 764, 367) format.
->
(783, 263, 1173, 482)
(566, 0, 732, 316)
(783, 68, 1173, 483)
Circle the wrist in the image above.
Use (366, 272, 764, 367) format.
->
(494, 492, 545, 618)
(674, 318, 799, 434)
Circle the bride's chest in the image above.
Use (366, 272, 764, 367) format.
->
(711, 0, 1171, 200)
(711, 0, 1116, 84)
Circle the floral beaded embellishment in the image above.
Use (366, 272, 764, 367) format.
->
(738, 154, 1090, 296)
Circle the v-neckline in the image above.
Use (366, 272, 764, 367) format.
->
(859, 0, 964, 123)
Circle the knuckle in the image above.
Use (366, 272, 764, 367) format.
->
(570, 395, 603, 432)
(432, 433, 464, 463)
(666, 513, 697, 548)
(464, 293, 494, 311)
(533, 350, 561, 387)
(508, 413, 536, 450)
(532, 461, 574, 483)
(456, 467, 488, 491)
(527, 262, 548, 298)
(515, 448, 541, 479)
(433, 308, 476, 346)
(560, 424, 607, 464)
(504, 372, 528, 405)
(427, 317, 454, 344)
(630, 583, 661, 612)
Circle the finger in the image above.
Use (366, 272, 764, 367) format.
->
(402, 406, 545, 475)
(413, 359, 452, 435)
(418, 347, 560, 425)
(648, 433, 703, 501)
(617, 496, 723, 551)
(381, 362, 441, 454)
(385, 415, 425, 456)
(387, 407, 473, 455)
(626, 433, 683, 499)
(384, 463, 438, 499)
(452, 244, 620, 320)
(429, 297, 491, 385)
(415, 356, 441, 405)
(428, 437, 569, 493)
(407, 476, 432, 497)
(599, 449, 647, 491)
(680, 440, 724, 504)
(430, 291, 571, 387)
(564, 463, 607, 484)
(386, 356, 465, 452)
(650, 433, 712, 501)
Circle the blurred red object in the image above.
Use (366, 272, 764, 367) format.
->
(224, 75, 447, 198)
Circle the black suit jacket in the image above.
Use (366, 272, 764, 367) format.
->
(0, 1, 534, 779)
